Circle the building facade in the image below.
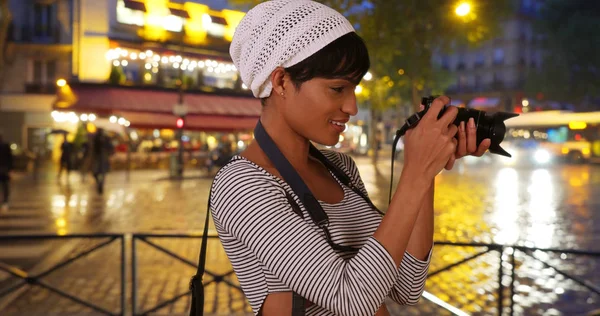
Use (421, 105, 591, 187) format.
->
(1, 0, 259, 165)
(0, 0, 73, 160)
(435, 0, 551, 114)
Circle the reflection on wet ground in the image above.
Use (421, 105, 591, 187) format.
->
(360, 158, 600, 315)
(1, 160, 599, 315)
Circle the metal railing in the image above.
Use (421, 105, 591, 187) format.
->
(0, 233, 599, 316)
(431, 241, 600, 316)
(0, 234, 126, 316)
(131, 233, 245, 316)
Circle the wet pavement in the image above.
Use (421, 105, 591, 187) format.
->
(0, 155, 599, 315)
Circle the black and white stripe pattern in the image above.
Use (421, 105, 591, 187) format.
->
(210, 150, 431, 315)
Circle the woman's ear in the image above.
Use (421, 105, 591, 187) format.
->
(270, 67, 287, 97)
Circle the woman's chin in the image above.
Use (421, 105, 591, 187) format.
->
(314, 137, 339, 147)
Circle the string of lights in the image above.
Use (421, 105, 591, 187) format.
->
(105, 48, 239, 75)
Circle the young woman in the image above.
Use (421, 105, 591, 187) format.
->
(209, 1, 490, 315)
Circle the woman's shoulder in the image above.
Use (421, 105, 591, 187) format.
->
(211, 156, 286, 198)
(319, 149, 360, 174)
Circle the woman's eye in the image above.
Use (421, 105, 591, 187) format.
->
(331, 87, 344, 93)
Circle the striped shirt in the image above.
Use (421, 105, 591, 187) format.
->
(210, 150, 431, 316)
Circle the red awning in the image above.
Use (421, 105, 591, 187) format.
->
(56, 84, 261, 117)
(53, 84, 262, 132)
(115, 111, 258, 131)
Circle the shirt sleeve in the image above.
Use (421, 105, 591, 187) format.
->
(332, 152, 432, 305)
(210, 161, 399, 316)
(389, 247, 432, 305)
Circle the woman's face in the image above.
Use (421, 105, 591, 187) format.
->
(281, 76, 359, 146)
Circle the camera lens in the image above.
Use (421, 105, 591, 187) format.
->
(421, 96, 519, 157)
(455, 108, 519, 157)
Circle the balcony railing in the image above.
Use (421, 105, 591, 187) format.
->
(24, 83, 57, 94)
(12, 25, 61, 44)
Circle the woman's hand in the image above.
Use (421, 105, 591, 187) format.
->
(402, 96, 458, 181)
(444, 117, 491, 170)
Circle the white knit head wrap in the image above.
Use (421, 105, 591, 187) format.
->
(230, 0, 356, 99)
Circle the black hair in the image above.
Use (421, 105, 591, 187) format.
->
(261, 32, 370, 105)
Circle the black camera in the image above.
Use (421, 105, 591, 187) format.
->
(421, 96, 519, 157)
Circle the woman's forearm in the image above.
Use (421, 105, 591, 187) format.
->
(373, 168, 432, 266)
(405, 181, 434, 260)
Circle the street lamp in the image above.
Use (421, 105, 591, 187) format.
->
(455, 2, 471, 17)
(355, 85, 364, 95)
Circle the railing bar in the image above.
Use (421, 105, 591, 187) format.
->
(34, 237, 117, 279)
(428, 249, 492, 277)
(433, 241, 502, 248)
(0, 281, 26, 299)
(512, 246, 600, 257)
(0, 233, 123, 240)
(139, 237, 198, 269)
(522, 250, 600, 296)
(498, 248, 504, 316)
(0, 262, 28, 279)
(120, 236, 126, 316)
(510, 251, 516, 316)
(137, 291, 191, 315)
(35, 280, 115, 315)
(200, 276, 243, 293)
(132, 236, 138, 316)
(132, 233, 219, 239)
(212, 281, 218, 314)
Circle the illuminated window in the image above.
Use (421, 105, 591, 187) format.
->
(162, 15, 184, 32)
(117, 0, 145, 27)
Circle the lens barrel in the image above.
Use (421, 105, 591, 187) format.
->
(421, 96, 519, 157)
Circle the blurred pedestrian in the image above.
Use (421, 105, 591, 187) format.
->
(57, 134, 73, 180)
(0, 132, 13, 212)
(91, 129, 114, 194)
(79, 140, 92, 182)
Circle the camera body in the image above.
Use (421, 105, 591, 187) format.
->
(421, 96, 519, 157)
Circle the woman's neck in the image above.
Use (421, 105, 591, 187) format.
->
(253, 112, 312, 172)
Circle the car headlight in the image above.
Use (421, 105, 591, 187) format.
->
(534, 149, 551, 164)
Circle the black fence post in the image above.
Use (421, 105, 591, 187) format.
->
(131, 236, 137, 316)
(498, 247, 504, 316)
(121, 236, 126, 316)
(510, 249, 516, 316)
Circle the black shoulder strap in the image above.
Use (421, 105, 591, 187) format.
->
(191, 122, 381, 316)
(309, 147, 384, 216)
(189, 159, 239, 316)
(254, 121, 329, 229)
(254, 121, 376, 315)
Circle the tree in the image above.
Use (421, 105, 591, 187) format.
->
(0, 0, 12, 88)
(525, 0, 600, 109)
(228, 0, 512, 161)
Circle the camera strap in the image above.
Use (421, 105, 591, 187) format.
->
(253, 120, 382, 315)
(190, 120, 382, 316)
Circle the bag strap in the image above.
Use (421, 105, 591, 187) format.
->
(189, 159, 239, 316)
(254, 121, 383, 315)
(191, 121, 382, 316)
(308, 147, 384, 216)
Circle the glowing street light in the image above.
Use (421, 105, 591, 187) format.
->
(355, 85, 364, 95)
(455, 2, 471, 17)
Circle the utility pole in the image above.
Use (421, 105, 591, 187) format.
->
(174, 29, 187, 179)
